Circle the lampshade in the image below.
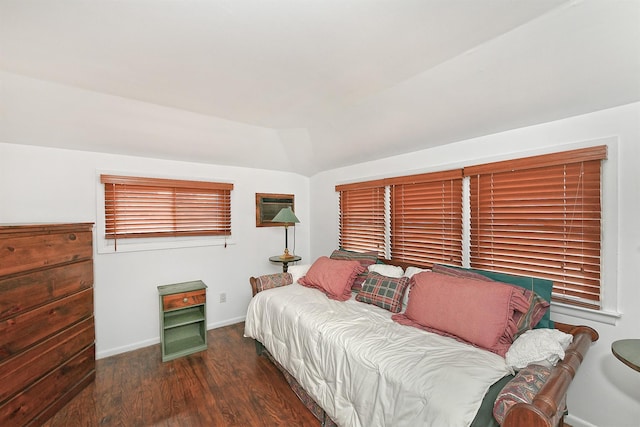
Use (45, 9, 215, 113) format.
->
(271, 207, 300, 224)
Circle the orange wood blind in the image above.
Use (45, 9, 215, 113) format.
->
(336, 169, 463, 265)
(101, 175, 233, 239)
(337, 186, 386, 256)
(465, 146, 606, 308)
(391, 172, 463, 267)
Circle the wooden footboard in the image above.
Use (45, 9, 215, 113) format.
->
(502, 323, 599, 427)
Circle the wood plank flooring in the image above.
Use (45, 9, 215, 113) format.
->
(42, 322, 319, 427)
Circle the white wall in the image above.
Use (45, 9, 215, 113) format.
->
(309, 102, 640, 427)
(0, 143, 310, 358)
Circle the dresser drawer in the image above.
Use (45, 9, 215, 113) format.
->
(0, 227, 93, 277)
(0, 317, 95, 404)
(0, 344, 95, 427)
(163, 290, 206, 311)
(0, 260, 93, 321)
(0, 288, 93, 363)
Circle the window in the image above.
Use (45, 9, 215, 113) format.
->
(465, 146, 606, 309)
(336, 181, 386, 256)
(336, 169, 463, 266)
(337, 145, 607, 310)
(390, 170, 463, 267)
(100, 175, 233, 243)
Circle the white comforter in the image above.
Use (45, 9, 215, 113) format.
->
(244, 283, 510, 427)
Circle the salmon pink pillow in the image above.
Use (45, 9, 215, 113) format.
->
(299, 256, 365, 301)
(394, 271, 530, 356)
(329, 249, 378, 290)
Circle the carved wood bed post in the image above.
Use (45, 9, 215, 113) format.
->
(502, 324, 599, 427)
(249, 276, 259, 297)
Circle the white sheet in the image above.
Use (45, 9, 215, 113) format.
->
(244, 283, 510, 427)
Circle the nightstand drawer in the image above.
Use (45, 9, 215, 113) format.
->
(163, 290, 205, 310)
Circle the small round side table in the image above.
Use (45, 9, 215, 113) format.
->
(611, 339, 640, 372)
(269, 255, 302, 273)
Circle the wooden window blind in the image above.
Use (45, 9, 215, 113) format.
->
(465, 146, 606, 309)
(390, 170, 463, 267)
(101, 175, 233, 240)
(336, 182, 386, 257)
(336, 170, 463, 265)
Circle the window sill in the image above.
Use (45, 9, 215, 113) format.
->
(551, 301, 621, 326)
(96, 235, 234, 254)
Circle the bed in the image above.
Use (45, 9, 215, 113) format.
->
(244, 254, 598, 427)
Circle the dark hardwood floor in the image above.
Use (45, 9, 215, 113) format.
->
(42, 322, 319, 427)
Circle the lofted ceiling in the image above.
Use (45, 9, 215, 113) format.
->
(1, 0, 639, 176)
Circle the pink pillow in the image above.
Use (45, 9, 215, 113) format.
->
(329, 249, 378, 290)
(396, 272, 529, 356)
(431, 264, 549, 337)
(299, 256, 365, 301)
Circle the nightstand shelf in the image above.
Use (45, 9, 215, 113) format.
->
(164, 306, 205, 328)
(158, 280, 207, 362)
(164, 325, 207, 358)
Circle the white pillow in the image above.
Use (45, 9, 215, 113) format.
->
(397, 267, 430, 309)
(287, 264, 312, 283)
(506, 329, 573, 370)
(368, 264, 404, 278)
(403, 266, 430, 278)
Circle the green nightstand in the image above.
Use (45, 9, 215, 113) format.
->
(158, 280, 208, 362)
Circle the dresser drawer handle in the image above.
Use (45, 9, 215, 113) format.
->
(183, 297, 189, 303)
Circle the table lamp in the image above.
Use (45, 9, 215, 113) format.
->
(271, 207, 300, 260)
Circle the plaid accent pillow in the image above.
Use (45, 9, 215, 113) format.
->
(513, 293, 550, 338)
(255, 273, 293, 293)
(433, 264, 549, 337)
(493, 365, 562, 425)
(330, 249, 379, 291)
(356, 271, 409, 313)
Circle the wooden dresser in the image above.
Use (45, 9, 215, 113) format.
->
(0, 223, 95, 426)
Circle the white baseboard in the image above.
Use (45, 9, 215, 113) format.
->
(565, 414, 598, 427)
(95, 316, 247, 360)
(96, 337, 159, 360)
(207, 315, 246, 331)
